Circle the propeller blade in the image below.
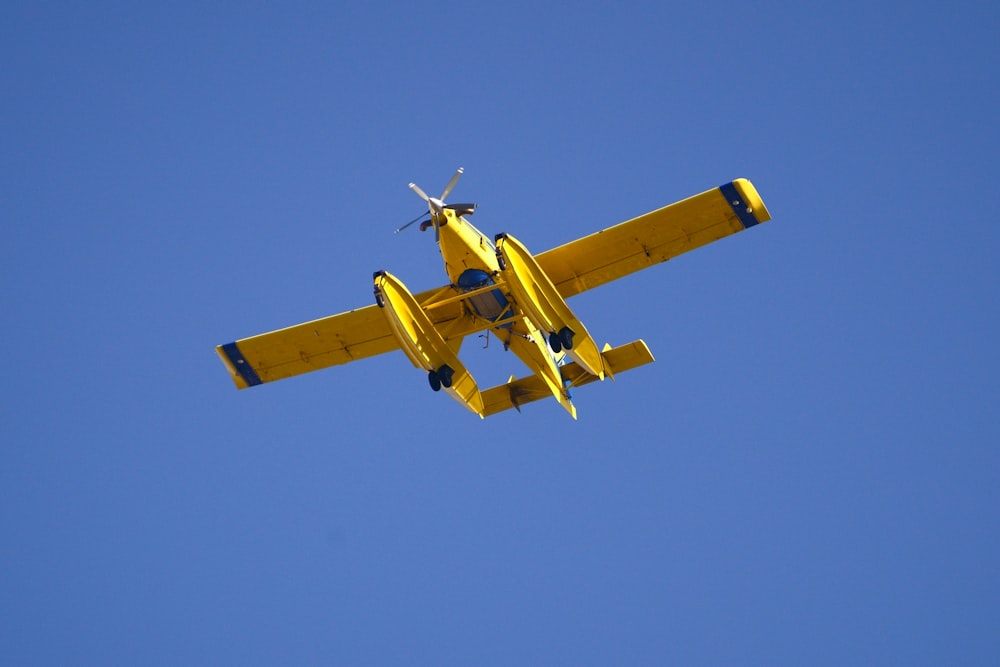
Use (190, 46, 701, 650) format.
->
(440, 167, 464, 201)
(394, 211, 429, 234)
(400, 169, 469, 235)
(408, 182, 430, 202)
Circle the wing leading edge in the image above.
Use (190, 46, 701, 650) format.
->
(216, 285, 468, 389)
(535, 179, 771, 298)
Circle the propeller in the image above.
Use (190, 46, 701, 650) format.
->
(398, 167, 477, 237)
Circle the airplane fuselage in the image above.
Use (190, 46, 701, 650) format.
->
(434, 209, 500, 285)
(427, 208, 588, 417)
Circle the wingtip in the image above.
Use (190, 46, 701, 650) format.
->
(217, 341, 263, 388)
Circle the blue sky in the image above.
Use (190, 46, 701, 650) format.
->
(2, 2, 998, 664)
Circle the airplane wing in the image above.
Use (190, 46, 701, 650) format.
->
(535, 179, 771, 298)
(216, 286, 467, 389)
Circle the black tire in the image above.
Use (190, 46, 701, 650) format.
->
(548, 332, 562, 353)
(428, 370, 442, 392)
(438, 365, 454, 388)
(558, 326, 575, 350)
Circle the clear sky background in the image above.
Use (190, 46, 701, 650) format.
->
(3, 2, 998, 664)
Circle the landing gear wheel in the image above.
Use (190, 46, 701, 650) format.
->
(437, 364, 454, 388)
(428, 370, 442, 392)
(548, 332, 562, 353)
(558, 326, 575, 351)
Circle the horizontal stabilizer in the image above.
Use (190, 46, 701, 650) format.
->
(481, 340, 654, 417)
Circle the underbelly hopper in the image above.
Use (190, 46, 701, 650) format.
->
(494, 233, 607, 380)
(373, 270, 485, 417)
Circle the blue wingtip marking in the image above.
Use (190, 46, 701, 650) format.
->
(221, 342, 263, 387)
(719, 182, 759, 229)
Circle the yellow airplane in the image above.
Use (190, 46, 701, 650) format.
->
(216, 169, 771, 418)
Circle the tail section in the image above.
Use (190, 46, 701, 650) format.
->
(480, 340, 654, 417)
(504, 329, 578, 419)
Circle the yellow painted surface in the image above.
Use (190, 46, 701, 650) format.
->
(732, 178, 771, 223)
(217, 177, 769, 418)
(503, 327, 577, 419)
(374, 271, 484, 417)
(481, 340, 654, 416)
(535, 179, 771, 298)
(435, 208, 502, 285)
(496, 233, 605, 379)
(217, 284, 467, 389)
